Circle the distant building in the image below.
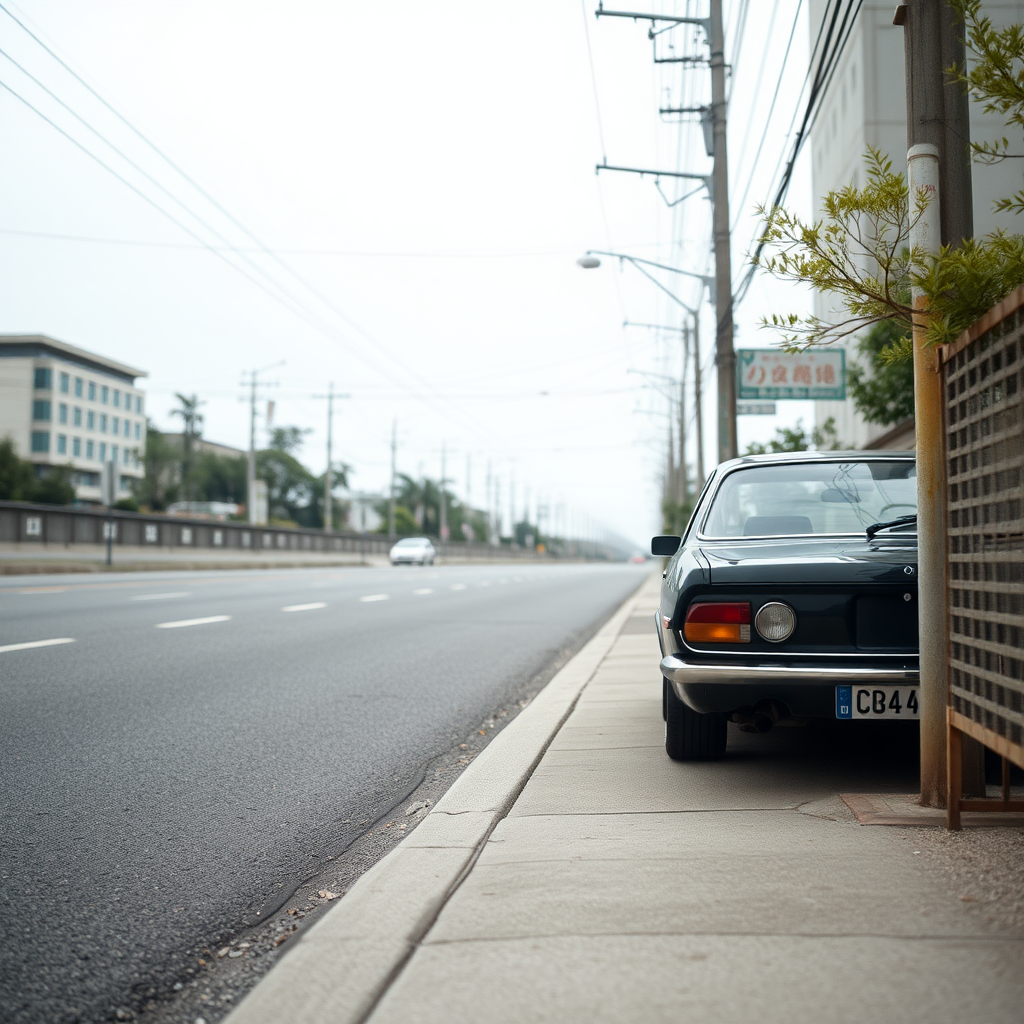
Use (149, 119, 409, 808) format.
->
(0, 334, 146, 503)
(343, 490, 384, 533)
(809, 0, 1024, 449)
(161, 433, 246, 460)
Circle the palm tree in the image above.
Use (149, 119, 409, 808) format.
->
(171, 393, 205, 504)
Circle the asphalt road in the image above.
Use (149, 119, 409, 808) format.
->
(0, 562, 647, 1024)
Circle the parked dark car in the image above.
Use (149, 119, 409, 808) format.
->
(652, 451, 919, 761)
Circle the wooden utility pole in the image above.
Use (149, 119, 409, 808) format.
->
(897, 0, 983, 804)
(324, 383, 334, 533)
(678, 327, 688, 510)
(388, 419, 397, 540)
(440, 441, 448, 546)
(692, 313, 705, 488)
(709, 0, 737, 464)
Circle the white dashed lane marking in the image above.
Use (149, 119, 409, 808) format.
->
(133, 592, 190, 601)
(449, 584, 467, 591)
(360, 594, 389, 603)
(156, 616, 231, 629)
(282, 602, 327, 612)
(413, 589, 434, 595)
(0, 638, 76, 654)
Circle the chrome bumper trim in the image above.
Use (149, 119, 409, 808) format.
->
(660, 654, 919, 687)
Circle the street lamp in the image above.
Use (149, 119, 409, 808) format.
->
(580, 254, 709, 485)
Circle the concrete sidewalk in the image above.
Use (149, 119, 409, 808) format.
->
(227, 574, 1024, 1024)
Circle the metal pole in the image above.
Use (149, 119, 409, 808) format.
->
(440, 440, 448, 548)
(678, 325, 688, 507)
(388, 418, 396, 540)
(247, 372, 256, 526)
(692, 311, 705, 487)
(105, 460, 114, 566)
(900, 0, 983, 804)
(322, 384, 333, 532)
(710, 0, 737, 464)
(908, 144, 947, 809)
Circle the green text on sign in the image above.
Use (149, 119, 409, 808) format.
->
(737, 349, 846, 401)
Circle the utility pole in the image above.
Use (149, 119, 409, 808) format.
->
(244, 362, 283, 526)
(678, 325, 689, 509)
(247, 373, 258, 526)
(692, 313, 705, 487)
(896, 0, 982, 805)
(709, 0, 736, 464)
(324, 384, 334, 533)
(439, 441, 448, 546)
(388, 419, 397, 540)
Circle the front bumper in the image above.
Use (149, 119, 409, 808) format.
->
(661, 653, 919, 717)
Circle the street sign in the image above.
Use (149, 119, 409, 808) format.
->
(737, 402, 777, 415)
(737, 349, 846, 400)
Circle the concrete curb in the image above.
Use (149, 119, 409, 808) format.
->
(224, 577, 650, 1024)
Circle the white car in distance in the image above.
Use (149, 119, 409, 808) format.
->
(389, 537, 436, 566)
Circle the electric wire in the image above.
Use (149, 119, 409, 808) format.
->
(734, 0, 863, 307)
(0, 1, 515, 447)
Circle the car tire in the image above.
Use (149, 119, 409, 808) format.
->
(664, 679, 727, 761)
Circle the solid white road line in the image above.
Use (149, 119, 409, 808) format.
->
(360, 594, 389, 603)
(17, 587, 68, 595)
(449, 583, 467, 591)
(282, 602, 327, 612)
(0, 637, 75, 654)
(413, 588, 434, 596)
(156, 615, 231, 629)
(133, 592, 190, 601)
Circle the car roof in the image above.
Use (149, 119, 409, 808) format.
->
(715, 450, 915, 472)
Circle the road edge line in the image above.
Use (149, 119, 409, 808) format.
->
(224, 573, 654, 1024)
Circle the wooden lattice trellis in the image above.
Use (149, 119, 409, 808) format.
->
(942, 285, 1024, 827)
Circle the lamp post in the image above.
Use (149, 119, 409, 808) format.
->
(580, 253, 711, 484)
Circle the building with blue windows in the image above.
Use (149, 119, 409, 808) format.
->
(0, 335, 147, 504)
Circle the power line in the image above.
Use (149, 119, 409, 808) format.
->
(0, 1, 513, 445)
(734, 0, 864, 307)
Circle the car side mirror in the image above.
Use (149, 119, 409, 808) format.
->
(651, 535, 681, 557)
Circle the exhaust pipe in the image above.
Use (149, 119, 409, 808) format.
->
(735, 699, 787, 734)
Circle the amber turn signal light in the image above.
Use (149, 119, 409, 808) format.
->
(684, 601, 751, 643)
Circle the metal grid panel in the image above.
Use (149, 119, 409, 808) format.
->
(946, 310, 1024, 763)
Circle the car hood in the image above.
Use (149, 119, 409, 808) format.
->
(697, 536, 917, 585)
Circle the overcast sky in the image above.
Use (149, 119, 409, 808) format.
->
(0, 0, 814, 546)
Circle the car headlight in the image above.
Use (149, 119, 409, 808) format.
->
(754, 602, 797, 642)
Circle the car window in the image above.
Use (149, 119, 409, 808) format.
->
(701, 461, 917, 538)
(395, 538, 427, 547)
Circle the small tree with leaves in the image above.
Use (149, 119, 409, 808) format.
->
(847, 319, 917, 426)
(745, 417, 844, 456)
(754, 1, 1024, 358)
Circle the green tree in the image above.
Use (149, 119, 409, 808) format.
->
(847, 319, 916, 426)
(170, 393, 205, 503)
(755, 0, 1024, 355)
(745, 417, 844, 456)
(954, 0, 1024, 214)
(0, 436, 36, 500)
(193, 451, 248, 504)
(136, 421, 179, 511)
(0, 437, 75, 505)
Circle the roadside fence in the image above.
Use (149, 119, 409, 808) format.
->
(941, 283, 1024, 826)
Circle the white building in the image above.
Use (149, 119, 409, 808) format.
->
(0, 334, 147, 503)
(809, 0, 1024, 447)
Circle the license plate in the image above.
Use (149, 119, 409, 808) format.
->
(835, 685, 919, 720)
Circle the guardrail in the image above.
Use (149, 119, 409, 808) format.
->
(0, 501, 567, 562)
(941, 284, 1024, 827)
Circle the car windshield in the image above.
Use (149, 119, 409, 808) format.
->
(701, 460, 917, 538)
(395, 538, 428, 547)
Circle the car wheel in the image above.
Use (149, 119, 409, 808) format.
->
(664, 679, 727, 761)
